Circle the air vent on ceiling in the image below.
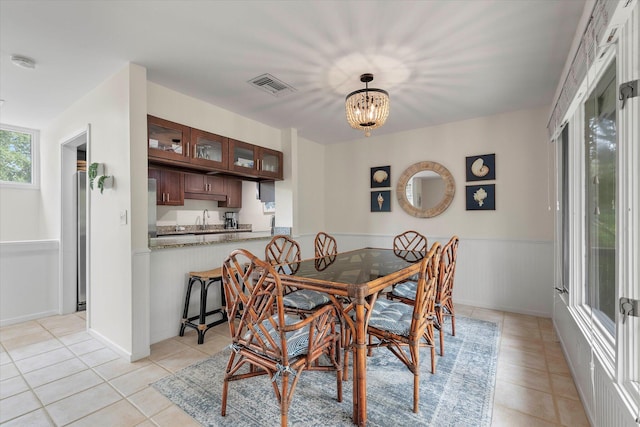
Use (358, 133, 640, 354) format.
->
(248, 73, 296, 97)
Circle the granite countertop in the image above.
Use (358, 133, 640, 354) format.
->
(149, 231, 274, 249)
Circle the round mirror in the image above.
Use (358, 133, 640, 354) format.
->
(396, 161, 455, 218)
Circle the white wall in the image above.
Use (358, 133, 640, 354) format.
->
(41, 64, 149, 359)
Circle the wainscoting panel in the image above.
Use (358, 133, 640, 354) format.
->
(0, 240, 60, 326)
(332, 234, 554, 317)
(555, 300, 638, 426)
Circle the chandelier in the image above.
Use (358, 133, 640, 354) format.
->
(345, 73, 389, 137)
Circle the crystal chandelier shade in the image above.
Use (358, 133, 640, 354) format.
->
(345, 74, 389, 137)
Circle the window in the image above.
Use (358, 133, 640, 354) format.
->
(558, 124, 570, 293)
(0, 124, 39, 188)
(583, 60, 616, 333)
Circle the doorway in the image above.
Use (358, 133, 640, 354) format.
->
(60, 127, 90, 324)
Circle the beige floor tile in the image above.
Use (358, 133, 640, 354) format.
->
(45, 383, 122, 425)
(0, 375, 29, 399)
(149, 339, 192, 361)
(494, 380, 558, 423)
(127, 386, 173, 417)
(80, 346, 121, 367)
(196, 335, 231, 355)
(5, 336, 61, 360)
(24, 357, 89, 388)
(135, 421, 157, 427)
(543, 341, 564, 360)
(503, 312, 542, 328)
(0, 349, 10, 365)
(59, 331, 93, 346)
(454, 303, 474, 316)
(496, 361, 552, 394)
(541, 329, 558, 342)
(546, 354, 571, 376)
(0, 390, 42, 423)
(151, 404, 202, 427)
(0, 321, 46, 343)
(500, 334, 545, 354)
(556, 396, 590, 426)
(538, 317, 553, 331)
(491, 403, 560, 427)
(66, 399, 146, 427)
(550, 373, 580, 400)
(14, 346, 75, 373)
(109, 363, 170, 396)
(92, 357, 151, 381)
(0, 408, 54, 427)
(37, 314, 86, 337)
(154, 346, 209, 373)
(498, 346, 548, 372)
(501, 323, 542, 340)
(68, 338, 106, 356)
(76, 311, 87, 320)
(33, 368, 104, 405)
(0, 361, 19, 379)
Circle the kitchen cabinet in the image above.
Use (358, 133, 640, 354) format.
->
(228, 138, 283, 180)
(220, 178, 242, 208)
(149, 168, 184, 206)
(184, 173, 226, 201)
(148, 115, 191, 164)
(190, 128, 228, 171)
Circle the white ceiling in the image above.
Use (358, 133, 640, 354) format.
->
(0, 0, 586, 144)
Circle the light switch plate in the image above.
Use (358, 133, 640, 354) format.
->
(120, 210, 127, 225)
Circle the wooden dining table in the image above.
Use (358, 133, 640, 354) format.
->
(277, 247, 425, 426)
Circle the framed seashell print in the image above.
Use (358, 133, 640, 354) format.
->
(370, 165, 391, 188)
(371, 190, 391, 212)
(466, 184, 495, 210)
(466, 154, 495, 181)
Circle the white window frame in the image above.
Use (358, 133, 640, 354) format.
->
(0, 123, 40, 190)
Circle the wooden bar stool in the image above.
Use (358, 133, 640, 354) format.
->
(179, 267, 228, 344)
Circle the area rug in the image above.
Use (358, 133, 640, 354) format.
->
(153, 316, 499, 426)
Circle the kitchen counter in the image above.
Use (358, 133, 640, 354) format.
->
(149, 231, 274, 249)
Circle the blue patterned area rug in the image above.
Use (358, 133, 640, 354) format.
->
(152, 316, 499, 426)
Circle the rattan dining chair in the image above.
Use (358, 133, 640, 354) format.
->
(388, 235, 460, 356)
(365, 241, 441, 413)
(314, 232, 338, 258)
(220, 249, 342, 427)
(265, 235, 332, 314)
(393, 230, 428, 261)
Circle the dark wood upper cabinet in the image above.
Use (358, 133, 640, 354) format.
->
(148, 115, 191, 164)
(189, 128, 228, 170)
(184, 173, 226, 201)
(228, 138, 283, 180)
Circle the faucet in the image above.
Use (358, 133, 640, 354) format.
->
(270, 215, 275, 235)
(202, 209, 209, 230)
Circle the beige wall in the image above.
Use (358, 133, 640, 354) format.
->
(324, 107, 553, 241)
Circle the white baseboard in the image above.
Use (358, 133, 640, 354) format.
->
(0, 310, 59, 327)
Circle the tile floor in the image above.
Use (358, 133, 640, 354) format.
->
(0, 305, 589, 426)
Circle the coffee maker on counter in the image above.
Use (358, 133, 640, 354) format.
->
(224, 212, 238, 230)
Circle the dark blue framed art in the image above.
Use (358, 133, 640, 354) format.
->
(466, 184, 495, 210)
(466, 154, 495, 181)
(371, 190, 391, 212)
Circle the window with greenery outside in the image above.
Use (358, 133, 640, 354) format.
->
(0, 127, 33, 184)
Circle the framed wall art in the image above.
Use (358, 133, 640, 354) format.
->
(466, 153, 495, 181)
(466, 184, 495, 210)
(370, 165, 391, 188)
(371, 190, 391, 212)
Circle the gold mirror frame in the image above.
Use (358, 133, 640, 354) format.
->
(396, 161, 455, 218)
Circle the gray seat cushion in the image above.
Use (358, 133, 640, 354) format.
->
(391, 280, 417, 300)
(283, 289, 331, 311)
(368, 299, 413, 337)
(245, 314, 311, 358)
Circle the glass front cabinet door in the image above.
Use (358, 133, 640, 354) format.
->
(257, 147, 282, 180)
(228, 138, 258, 175)
(147, 115, 190, 163)
(190, 129, 228, 170)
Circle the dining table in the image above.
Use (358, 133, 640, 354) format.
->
(277, 247, 426, 426)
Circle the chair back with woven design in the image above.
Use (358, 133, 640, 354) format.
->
(265, 235, 302, 275)
(314, 232, 337, 258)
(437, 235, 459, 306)
(221, 248, 343, 426)
(408, 242, 440, 340)
(223, 249, 288, 362)
(393, 230, 428, 262)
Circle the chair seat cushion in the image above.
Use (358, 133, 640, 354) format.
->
(246, 314, 311, 358)
(283, 289, 331, 311)
(369, 299, 413, 336)
(391, 280, 417, 300)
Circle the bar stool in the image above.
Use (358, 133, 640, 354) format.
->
(179, 267, 228, 344)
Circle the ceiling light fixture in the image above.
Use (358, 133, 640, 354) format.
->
(345, 73, 389, 137)
(11, 55, 36, 69)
